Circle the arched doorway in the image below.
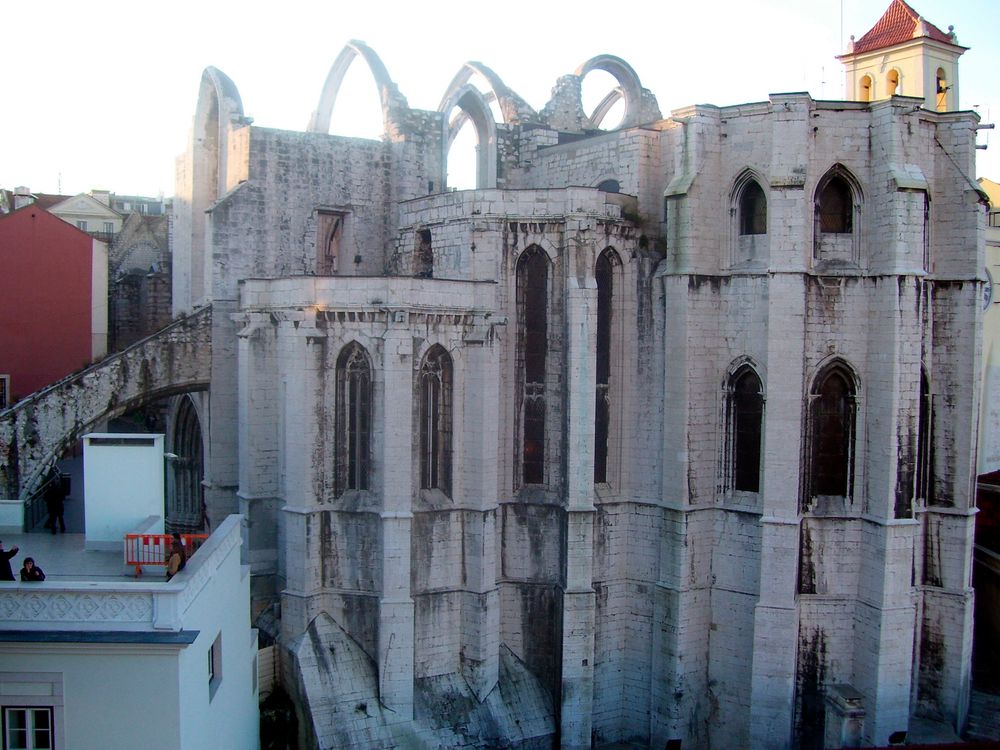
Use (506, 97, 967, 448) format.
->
(167, 394, 205, 532)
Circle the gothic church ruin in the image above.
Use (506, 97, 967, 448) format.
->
(171, 4, 983, 747)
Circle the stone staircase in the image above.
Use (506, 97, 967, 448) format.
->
(965, 690, 1000, 742)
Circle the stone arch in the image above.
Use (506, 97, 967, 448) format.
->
(308, 40, 409, 135)
(575, 55, 644, 129)
(194, 66, 244, 202)
(440, 84, 498, 190)
(438, 61, 538, 126)
(180, 67, 245, 311)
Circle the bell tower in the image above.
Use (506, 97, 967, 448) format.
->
(838, 0, 967, 112)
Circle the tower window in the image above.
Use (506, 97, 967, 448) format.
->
(886, 69, 900, 96)
(419, 345, 452, 495)
(859, 74, 873, 102)
(935, 68, 948, 112)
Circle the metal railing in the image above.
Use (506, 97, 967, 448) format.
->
(123, 533, 208, 576)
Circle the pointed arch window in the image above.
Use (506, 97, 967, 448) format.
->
(419, 345, 452, 495)
(724, 365, 764, 493)
(517, 246, 548, 485)
(739, 180, 767, 236)
(335, 343, 372, 494)
(807, 361, 857, 501)
(818, 175, 853, 234)
(594, 249, 619, 483)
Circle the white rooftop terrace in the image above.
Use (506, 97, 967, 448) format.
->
(0, 514, 244, 637)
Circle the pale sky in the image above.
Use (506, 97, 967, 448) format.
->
(3, 0, 998, 198)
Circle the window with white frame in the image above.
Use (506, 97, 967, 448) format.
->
(75, 220, 87, 231)
(3, 706, 54, 749)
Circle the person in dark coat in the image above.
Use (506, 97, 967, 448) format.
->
(0, 540, 19, 581)
(19, 557, 45, 582)
(44, 482, 66, 534)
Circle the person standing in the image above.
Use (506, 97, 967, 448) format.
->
(0, 540, 19, 581)
(19, 557, 45, 582)
(44, 482, 66, 534)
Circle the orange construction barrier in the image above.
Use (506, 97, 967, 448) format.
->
(123, 533, 208, 576)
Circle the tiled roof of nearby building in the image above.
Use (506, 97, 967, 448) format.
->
(849, 0, 961, 55)
(32, 193, 72, 210)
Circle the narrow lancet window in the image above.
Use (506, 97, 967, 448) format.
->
(594, 251, 614, 483)
(518, 247, 548, 485)
(335, 343, 372, 494)
(916, 369, 935, 505)
(419, 345, 452, 495)
(729, 366, 764, 492)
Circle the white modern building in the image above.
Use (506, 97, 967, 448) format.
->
(0, 507, 258, 747)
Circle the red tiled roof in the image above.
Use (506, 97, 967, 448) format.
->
(849, 0, 960, 55)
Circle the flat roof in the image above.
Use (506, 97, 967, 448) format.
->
(1, 532, 135, 581)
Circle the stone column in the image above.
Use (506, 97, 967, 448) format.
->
(276, 313, 326, 641)
(561, 270, 598, 749)
(378, 316, 415, 718)
(461, 319, 501, 700)
(852, 278, 920, 745)
(236, 314, 283, 602)
(749, 274, 805, 750)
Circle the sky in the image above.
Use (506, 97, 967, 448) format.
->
(3, 0, 999, 198)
